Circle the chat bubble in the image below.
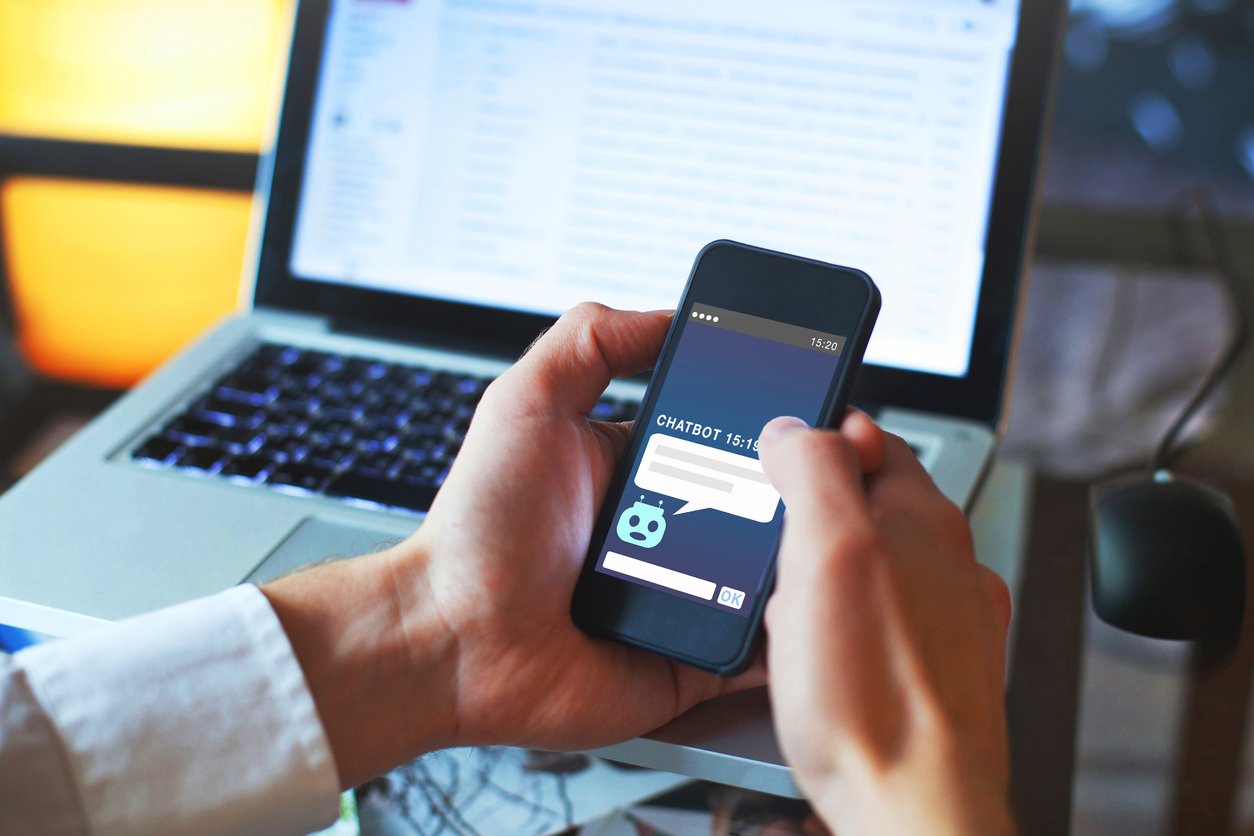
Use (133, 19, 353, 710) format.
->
(634, 433, 781, 523)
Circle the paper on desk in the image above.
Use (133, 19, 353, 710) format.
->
(357, 746, 689, 836)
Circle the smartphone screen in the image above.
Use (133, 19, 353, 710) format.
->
(574, 240, 878, 673)
(593, 302, 846, 618)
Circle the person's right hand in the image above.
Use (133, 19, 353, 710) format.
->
(759, 416, 1015, 836)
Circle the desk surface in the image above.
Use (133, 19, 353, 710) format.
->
(1010, 462, 1254, 836)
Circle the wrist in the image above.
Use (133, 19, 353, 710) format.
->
(802, 739, 1015, 836)
(262, 537, 460, 788)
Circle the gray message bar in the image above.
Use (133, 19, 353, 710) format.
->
(647, 461, 735, 493)
(654, 444, 771, 485)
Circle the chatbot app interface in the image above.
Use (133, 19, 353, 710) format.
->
(596, 304, 845, 616)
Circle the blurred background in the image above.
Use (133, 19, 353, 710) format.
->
(1049, 0, 1254, 216)
(0, 0, 1250, 394)
(1, 3, 1254, 832)
(0, 0, 1251, 391)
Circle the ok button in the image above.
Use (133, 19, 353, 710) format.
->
(717, 586, 746, 610)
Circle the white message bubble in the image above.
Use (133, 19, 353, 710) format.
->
(634, 433, 780, 523)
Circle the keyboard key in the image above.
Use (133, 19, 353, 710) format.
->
(164, 416, 223, 445)
(176, 446, 226, 472)
(199, 395, 262, 420)
(267, 462, 333, 492)
(251, 343, 293, 366)
(315, 381, 354, 403)
(590, 398, 637, 422)
(357, 417, 389, 435)
(405, 368, 434, 388)
(399, 421, 443, 440)
(351, 453, 401, 478)
(316, 404, 361, 424)
(269, 397, 318, 419)
(398, 443, 426, 462)
(355, 436, 400, 455)
(325, 472, 438, 512)
(217, 426, 263, 454)
(358, 389, 388, 410)
(214, 372, 277, 404)
(397, 462, 430, 483)
(220, 454, 271, 481)
(259, 420, 296, 440)
(321, 421, 356, 445)
(257, 438, 308, 462)
(307, 444, 356, 469)
(287, 350, 330, 377)
(133, 437, 181, 465)
(455, 375, 486, 397)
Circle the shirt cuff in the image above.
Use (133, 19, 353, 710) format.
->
(20, 584, 341, 836)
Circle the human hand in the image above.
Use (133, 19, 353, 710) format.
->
(395, 303, 766, 750)
(759, 417, 1014, 836)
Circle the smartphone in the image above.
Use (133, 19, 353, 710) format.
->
(570, 240, 880, 674)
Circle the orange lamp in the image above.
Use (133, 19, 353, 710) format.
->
(0, 0, 289, 151)
(0, 0, 290, 388)
(3, 178, 252, 389)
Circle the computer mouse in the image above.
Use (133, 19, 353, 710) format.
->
(1088, 472, 1245, 640)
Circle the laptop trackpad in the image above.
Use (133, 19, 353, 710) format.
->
(244, 517, 407, 585)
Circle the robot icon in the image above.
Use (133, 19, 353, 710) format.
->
(616, 496, 667, 549)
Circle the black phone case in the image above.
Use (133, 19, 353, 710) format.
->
(571, 240, 881, 675)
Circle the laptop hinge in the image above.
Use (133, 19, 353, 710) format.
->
(327, 316, 523, 362)
(249, 306, 335, 330)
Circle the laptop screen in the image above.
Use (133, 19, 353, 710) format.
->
(286, 0, 1021, 379)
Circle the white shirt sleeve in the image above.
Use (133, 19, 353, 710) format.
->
(0, 584, 341, 836)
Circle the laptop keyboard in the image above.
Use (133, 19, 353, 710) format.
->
(130, 343, 640, 513)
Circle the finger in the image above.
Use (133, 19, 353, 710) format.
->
(878, 430, 932, 479)
(861, 431, 953, 519)
(758, 418, 869, 526)
(489, 303, 671, 417)
(588, 419, 634, 458)
(838, 409, 886, 474)
(979, 564, 1013, 635)
(977, 565, 1013, 688)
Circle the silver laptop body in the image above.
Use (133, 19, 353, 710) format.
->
(0, 0, 1063, 796)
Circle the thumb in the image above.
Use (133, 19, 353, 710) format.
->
(489, 303, 671, 417)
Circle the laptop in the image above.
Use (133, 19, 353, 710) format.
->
(0, 0, 1061, 790)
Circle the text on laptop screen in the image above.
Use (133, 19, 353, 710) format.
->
(290, 0, 1019, 377)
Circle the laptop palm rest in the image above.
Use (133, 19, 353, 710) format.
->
(243, 517, 407, 585)
(590, 687, 797, 796)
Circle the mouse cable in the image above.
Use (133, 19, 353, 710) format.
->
(1148, 187, 1252, 473)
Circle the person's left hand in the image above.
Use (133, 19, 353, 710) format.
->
(402, 303, 763, 751)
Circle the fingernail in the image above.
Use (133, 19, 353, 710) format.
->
(761, 416, 810, 440)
